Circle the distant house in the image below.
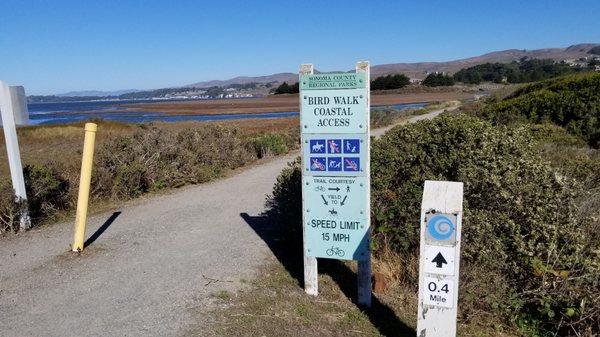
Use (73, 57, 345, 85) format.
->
(409, 78, 422, 84)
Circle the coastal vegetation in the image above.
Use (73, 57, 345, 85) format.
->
(267, 72, 600, 336)
(370, 74, 410, 90)
(421, 73, 455, 87)
(453, 59, 586, 84)
(477, 72, 600, 147)
(272, 82, 300, 94)
(0, 121, 299, 233)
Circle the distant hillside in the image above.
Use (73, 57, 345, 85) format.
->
(370, 43, 599, 78)
(186, 43, 599, 87)
(57, 89, 141, 97)
(185, 73, 297, 89)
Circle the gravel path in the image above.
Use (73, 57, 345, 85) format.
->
(0, 154, 296, 337)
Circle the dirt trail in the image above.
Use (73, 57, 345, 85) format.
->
(0, 108, 453, 337)
(371, 106, 458, 138)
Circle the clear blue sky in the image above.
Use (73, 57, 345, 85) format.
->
(1, 0, 599, 95)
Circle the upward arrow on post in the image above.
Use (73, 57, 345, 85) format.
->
(431, 252, 447, 268)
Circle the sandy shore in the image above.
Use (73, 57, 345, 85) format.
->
(121, 91, 474, 115)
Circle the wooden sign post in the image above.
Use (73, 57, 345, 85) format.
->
(300, 62, 372, 306)
(417, 180, 463, 337)
(0, 81, 30, 230)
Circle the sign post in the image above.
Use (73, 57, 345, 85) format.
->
(300, 62, 371, 306)
(417, 180, 463, 337)
(8, 86, 30, 126)
(0, 81, 30, 230)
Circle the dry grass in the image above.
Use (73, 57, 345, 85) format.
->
(0, 118, 299, 179)
(192, 254, 522, 337)
(188, 261, 383, 337)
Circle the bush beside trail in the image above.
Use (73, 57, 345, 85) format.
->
(0, 124, 299, 233)
(371, 114, 598, 335)
(478, 72, 600, 148)
(268, 114, 599, 336)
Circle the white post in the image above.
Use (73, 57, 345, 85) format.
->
(9, 86, 30, 126)
(0, 81, 31, 230)
(417, 180, 463, 337)
(356, 61, 372, 307)
(300, 63, 318, 296)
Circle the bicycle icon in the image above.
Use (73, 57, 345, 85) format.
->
(326, 246, 345, 257)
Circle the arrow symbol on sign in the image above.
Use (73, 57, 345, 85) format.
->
(328, 187, 340, 192)
(340, 195, 347, 206)
(321, 195, 328, 205)
(432, 252, 447, 268)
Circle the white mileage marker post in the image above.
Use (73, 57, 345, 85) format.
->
(300, 62, 372, 307)
(417, 180, 463, 337)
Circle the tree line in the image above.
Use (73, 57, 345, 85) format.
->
(453, 59, 588, 84)
(272, 82, 299, 94)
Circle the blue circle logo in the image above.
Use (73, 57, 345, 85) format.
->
(427, 215, 455, 240)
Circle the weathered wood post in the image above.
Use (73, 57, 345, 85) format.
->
(300, 62, 372, 306)
(356, 61, 372, 307)
(300, 63, 319, 296)
(417, 180, 463, 337)
(0, 81, 31, 230)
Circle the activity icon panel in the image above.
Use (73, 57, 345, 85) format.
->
(303, 134, 366, 177)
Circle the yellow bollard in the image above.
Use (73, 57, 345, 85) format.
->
(72, 123, 97, 252)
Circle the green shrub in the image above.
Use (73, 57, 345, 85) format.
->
(0, 183, 22, 233)
(268, 114, 599, 335)
(249, 133, 290, 158)
(454, 59, 583, 84)
(23, 164, 71, 221)
(371, 114, 598, 335)
(94, 125, 254, 199)
(422, 73, 455, 87)
(478, 73, 600, 148)
(266, 157, 302, 245)
(273, 82, 299, 94)
(371, 74, 410, 90)
(0, 164, 71, 232)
